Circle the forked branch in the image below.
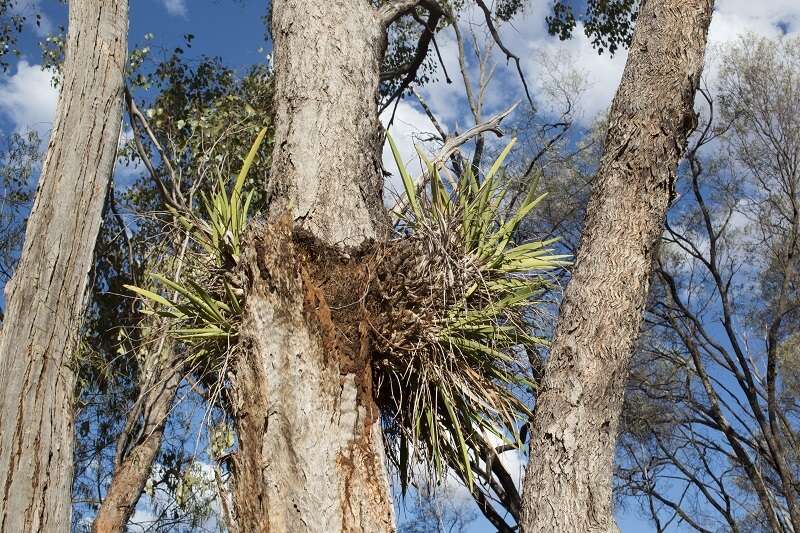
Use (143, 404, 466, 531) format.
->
(474, 0, 535, 110)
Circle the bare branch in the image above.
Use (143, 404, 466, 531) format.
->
(378, 0, 428, 28)
(410, 87, 468, 176)
(389, 102, 518, 219)
(379, 2, 444, 114)
(473, 0, 535, 110)
(124, 86, 185, 211)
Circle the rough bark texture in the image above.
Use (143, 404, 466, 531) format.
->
(0, 1, 127, 531)
(520, 1, 714, 531)
(265, 0, 388, 245)
(93, 356, 179, 533)
(231, 1, 394, 531)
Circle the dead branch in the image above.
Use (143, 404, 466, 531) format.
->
(389, 101, 518, 220)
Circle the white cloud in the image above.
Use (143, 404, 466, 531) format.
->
(380, 100, 442, 206)
(414, 27, 471, 128)
(414, 5, 627, 128)
(0, 61, 58, 138)
(409, 0, 800, 132)
(484, 431, 526, 489)
(711, 0, 800, 42)
(162, 0, 188, 17)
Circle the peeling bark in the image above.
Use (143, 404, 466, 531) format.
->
(0, 1, 128, 531)
(520, 1, 714, 531)
(231, 0, 394, 531)
(233, 222, 393, 533)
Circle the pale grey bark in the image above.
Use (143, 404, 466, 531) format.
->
(265, 0, 388, 245)
(520, 0, 714, 531)
(0, 1, 128, 530)
(231, 0, 395, 531)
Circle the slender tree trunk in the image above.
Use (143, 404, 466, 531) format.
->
(92, 351, 179, 533)
(0, 1, 127, 530)
(231, 0, 394, 531)
(520, 1, 714, 531)
(93, 231, 189, 532)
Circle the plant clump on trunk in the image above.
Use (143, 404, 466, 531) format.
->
(128, 133, 567, 495)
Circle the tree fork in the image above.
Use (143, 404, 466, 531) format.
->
(92, 362, 180, 533)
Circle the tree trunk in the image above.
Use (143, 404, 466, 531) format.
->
(231, 0, 394, 531)
(92, 349, 179, 533)
(263, 0, 387, 246)
(520, 1, 714, 531)
(0, 1, 128, 530)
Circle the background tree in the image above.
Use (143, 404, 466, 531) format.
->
(0, 0, 757, 530)
(398, 480, 478, 533)
(70, 47, 274, 531)
(0, 130, 40, 293)
(521, 0, 715, 530)
(618, 35, 800, 532)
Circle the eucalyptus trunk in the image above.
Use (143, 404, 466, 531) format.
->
(0, 1, 128, 530)
(520, 0, 714, 531)
(231, 0, 394, 531)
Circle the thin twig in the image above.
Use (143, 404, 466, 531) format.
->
(124, 86, 186, 210)
(106, 177, 138, 285)
(379, 2, 444, 114)
(474, 0, 535, 110)
(411, 87, 466, 176)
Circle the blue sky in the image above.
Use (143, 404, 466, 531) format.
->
(2, 0, 800, 531)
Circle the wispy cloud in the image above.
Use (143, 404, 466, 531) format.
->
(413, 0, 800, 131)
(161, 0, 188, 17)
(380, 100, 443, 204)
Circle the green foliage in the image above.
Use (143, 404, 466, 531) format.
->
(124, 128, 267, 357)
(0, 0, 25, 72)
(547, 0, 637, 55)
(71, 32, 275, 532)
(40, 27, 66, 84)
(120, 48, 274, 217)
(494, 0, 526, 21)
(0, 130, 40, 286)
(124, 126, 565, 500)
(383, 135, 568, 492)
(380, 14, 444, 101)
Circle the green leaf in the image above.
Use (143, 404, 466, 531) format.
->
(233, 127, 268, 200)
(388, 133, 422, 219)
(399, 433, 409, 496)
(442, 391, 473, 490)
(152, 274, 224, 323)
(483, 138, 516, 183)
(124, 284, 178, 311)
